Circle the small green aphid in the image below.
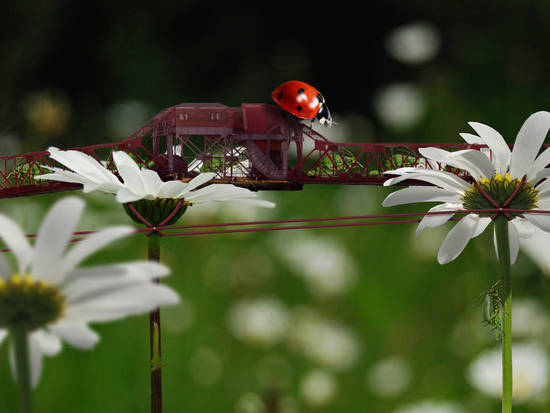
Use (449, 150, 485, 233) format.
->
(150, 322, 166, 372)
(481, 281, 502, 341)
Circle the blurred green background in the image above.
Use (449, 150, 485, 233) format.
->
(2, 1, 550, 412)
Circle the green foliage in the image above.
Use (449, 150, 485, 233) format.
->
(369, 154, 418, 175)
(6, 162, 42, 186)
(310, 152, 360, 175)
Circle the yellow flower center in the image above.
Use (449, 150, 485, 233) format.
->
(0, 274, 65, 330)
(461, 173, 539, 219)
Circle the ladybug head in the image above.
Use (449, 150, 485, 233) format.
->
(316, 97, 333, 127)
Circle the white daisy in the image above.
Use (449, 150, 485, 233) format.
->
(467, 342, 549, 403)
(287, 309, 360, 371)
(0, 197, 179, 387)
(36, 147, 275, 208)
(227, 297, 289, 347)
(299, 369, 338, 408)
(383, 111, 550, 264)
(392, 399, 465, 413)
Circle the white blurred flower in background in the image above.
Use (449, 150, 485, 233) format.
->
(106, 100, 153, 138)
(386, 21, 441, 65)
(393, 399, 465, 413)
(0, 133, 21, 156)
(299, 369, 338, 408)
(287, 308, 360, 370)
(512, 298, 549, 339)
(374, 83, 425, 130)
(367, 355, 412, 397)
(467, 342, 548, 403)
(271, 232, 357, 298)
(227, 297, 289, 347)
(235, 392, 267, 413)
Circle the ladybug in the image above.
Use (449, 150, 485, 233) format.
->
(272, 80, 333, 127)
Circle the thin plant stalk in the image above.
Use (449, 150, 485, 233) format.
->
(495, 216, 513, 413)
(148, 233, 162, 413)
(12, 327, 33, 413)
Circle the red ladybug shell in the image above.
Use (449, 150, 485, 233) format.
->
(272, 80, 325, 120)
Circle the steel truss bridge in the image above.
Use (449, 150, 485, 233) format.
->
(0, 102, 520, 199)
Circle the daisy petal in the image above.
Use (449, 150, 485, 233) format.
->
(472, 217, 492, 238)
(115, 187, 145, 203)
(384, 169, 470, 193)
(156, 180, 188, 198)
(140, 169, 164, 197)
(520, 227, 550, 274)
(416, 203, 461, 236)
(526, 147, 550, 183)
(31, 197, 84, 283)
(60, 226, 134, 279)
(510, 111, 550, 179)
(112, 151, 145, 195)
(48, 148, 120, 188)
(65, 261, 169, 282)
(180, 173, 216, 194)
(383, 186, 461, 207)
(468, 122, 511, 175)
(530, 168, 550, 185)
(33, 329, 63, 356)
(492, 220, 521, 264)
(0, 329, 7, 345)
(460, 133, 485, 145)
(0, 214, 32, 274)
(419, 148, 494, 180)
(437, 214, 480, 264)
(66, 284, 180, 323)
(537, 199, 550, 210)
(10, 332, 45, 388)
(511, 217, 535, 239)
(217, 198, 276, 208)
(49, 322, 99, 349)
(508, 220, 520, 264)
(524, 211, 550, 233)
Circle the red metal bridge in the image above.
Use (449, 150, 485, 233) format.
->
(0, 102, 504, 199)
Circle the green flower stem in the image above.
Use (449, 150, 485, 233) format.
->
(495, 215, 513, 413)
(148, 233, 162, 413)
(11, 327, 33, 413)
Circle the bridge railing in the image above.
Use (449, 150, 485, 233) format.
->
(0, 137, 157, 198)
(289, 141, 491, 184)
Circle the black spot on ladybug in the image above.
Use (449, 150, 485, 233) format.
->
(297, 105, 303, 112)
(277, 92, 283, 100)
(297, 88, 305, 94)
